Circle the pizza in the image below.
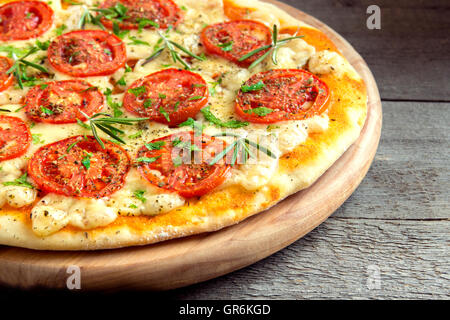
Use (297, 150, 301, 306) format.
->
(0, 0, 367, 250)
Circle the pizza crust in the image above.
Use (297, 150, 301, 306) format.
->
(0, 0, 367, 250)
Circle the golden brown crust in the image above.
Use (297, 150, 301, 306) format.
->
(0, 0, 368, 250)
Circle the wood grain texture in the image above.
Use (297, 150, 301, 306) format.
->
(281, 0, 450, 101)
(0, 0, 381, 291)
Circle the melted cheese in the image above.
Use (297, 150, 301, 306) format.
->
(0, 0, 336, 236)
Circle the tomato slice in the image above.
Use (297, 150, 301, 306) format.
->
(24, 80, 104, 124)
(123, 68, 208, 126)
(235, 69, 330, 123)
(0, 56, 14, 92)
(0, 1, 53, 41)
(200, 20, 272, 67)
(0, 115, 31, 162)
(137, 132, 230, 198)
(28, 136, 130, 198)
(47, 30, 126, 77)
(99, 0, 182, 30)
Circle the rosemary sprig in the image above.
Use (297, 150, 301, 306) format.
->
(142, 30, 205, 68)
(6, 46, 49, 89)
(78, 5, 106, 30)
(209, 132, 277, 166)
(238, 25, 303, 69)
(79, 112, 148, 149)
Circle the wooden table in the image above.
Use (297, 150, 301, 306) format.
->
(160, 0, 448, 299)
(1, 0, 448, 299)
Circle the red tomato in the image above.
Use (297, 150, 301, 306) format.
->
(24, 80, 104, 124)
(0, 115, 31, 162)
(235, 69, 330, 123)
(99, 0, 182, 30)
(47, 30, 126, 77)
(123, 68, 208, 126)
(28, 136, 131, 198)
(200, 20, 272, 67)
(137, 132, 230, 198)
(0, 56, 14, 92)
(0, 1, 54, 41)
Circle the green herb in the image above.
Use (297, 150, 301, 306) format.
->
(32, 134, 45, 144)
(116, 76, 126, 86)
(159, 106, 170, 122)
(158, 93, 167, 99)
(142, 30, 205, 69)
(133, 190, 147, 203)
(79, 5, 106, 30)
(66, 141, 78, 152)
(181, 5, 188, 11)
(103, 88, 123, 117)
(35, 40, 50, 50)
(0, 108, 10, 112)
(6, 46, 49, 89)
(239, 25, 304, 69)
(128, 85, 147, 97)
(128, 36, 150, 46)
(129, 204, 138, 209)
(128, 131, 143, 139)
(143, 99, 153, 108)
(172, 139, 200, 152)
(0, 45, 28, 58)
(2, 173, 34, 189)
(145, 141, 165, 150)
(218, 41, 233, 52)
(243, 107, 274, 117)
(178, 118, 204, 136)
(241, 80, 265, 93)
(40, 106, 54, 115)
(81, 152, 92, 170)
(188, 96, 203, 101)
(112, 21, 129, 38)
(55, 24, 67, 35)
(201, 106, 248, 128)
(78, 112, 148, 149)
(172, 156, 183, 167)
(136, 156, 161, 163)
(209, 133, 277, 166)
(40, 84, 49, 89)
(136, 18, 159, 32)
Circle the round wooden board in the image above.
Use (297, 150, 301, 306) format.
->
(0, 0, 382, 291)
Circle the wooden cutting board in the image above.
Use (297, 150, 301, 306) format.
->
(0, 0, 382, 291)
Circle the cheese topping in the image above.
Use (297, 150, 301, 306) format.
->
(0, 0, 338, 236)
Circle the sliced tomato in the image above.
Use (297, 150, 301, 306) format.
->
(28, 136, 130, 198)
(0, 1, 53, 41)
(99, 0, 181, 30)
(137, 132, 230, 198)
(0, 115, 31, 162)
(123, 68, 208, 126)
(47, 30, 126, 77)
(0, 56, 14, 92)
(24, 80, 104, 124)
(200, 20, 272, 67)
(235, 69, 330, 123)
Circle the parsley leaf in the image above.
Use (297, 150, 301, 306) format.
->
(243, 107, 274, 117)
(241, 81, 265, 93)
(2, 173, 34, 189)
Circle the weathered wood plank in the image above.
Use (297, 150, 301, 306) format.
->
(279, 0, 450, 101)
(167, 218, 449, 299)
(337, 101, 449, 219)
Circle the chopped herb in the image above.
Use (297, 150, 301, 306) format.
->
(145, 141, 165, 150)
(158, 93, 167, 99)
(81, 152, 92, 170)
(243, 107, 274, 117)
(188, 95, 203, 101)
(241, 81, 265, 93)
(55, 24, 67, 35)
(201, 106, 248, 128)
(218, 41, 233, 52)
(32, 134, 45, 144)
(128, 36, 150, 46)
(178, 118, 204, 136)
(116, 76, 126, 86)
(128, 85, 147, 97)
(136, 156, 161, 163)
(133, 190, 147, 203)
(2, 173, 34, 189)
(35, 40, 50, 50)
(128, 130, 143, 139)
(143, 99, 153, 108)
(159, 106, 170, 122)
(6, 46, 49, 89)
(40, 106, 54, 115)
